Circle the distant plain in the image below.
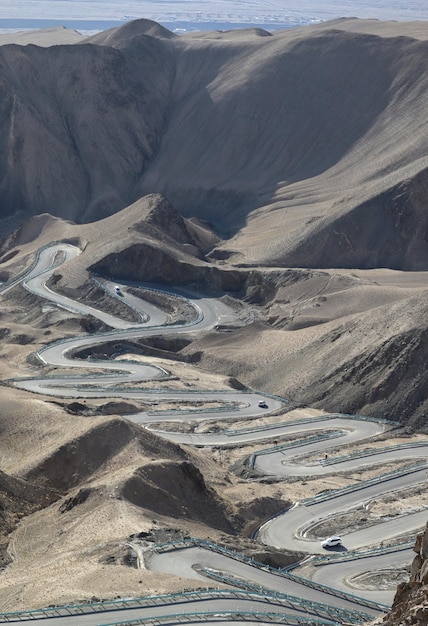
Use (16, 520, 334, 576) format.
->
(1, 1, 428, 35)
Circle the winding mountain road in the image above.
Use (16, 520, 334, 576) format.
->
(1, 243, 426, 625)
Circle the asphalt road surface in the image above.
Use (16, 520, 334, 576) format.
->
(1, 243, 426, 625)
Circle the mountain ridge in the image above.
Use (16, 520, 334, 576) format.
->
(0, 19, 426, 611)
(0, 18, 427, 269)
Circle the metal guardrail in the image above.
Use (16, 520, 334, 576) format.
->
(308, 540, 414, 566)
(284, 573, 389, 613)
(145, 404, 240, 417)
(301, 463, 428, 505)
(2, 247, 207, 366)
(107, 280, 206, 328)
(224, 415, 336, 436)
(320, 441, 428, 466)
(332, 414, 400, 427)
(91, 277, 149, 324)
(225, 411, 398, 438)
(0, 588, 354, 624)
(250, 390, 289, 404)
(248, 432, 345, 469)
(153, 537, 286, 577)
(0, 241, 75, 294)
(198, 569, 374, 624)
(35, 314, 199, 356)
(151, 538, 388, 613)
(101, 611, 341, 626)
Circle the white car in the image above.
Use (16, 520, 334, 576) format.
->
(258, 400, 268, 408)
(321, 536, 342, 548)
(114, 286, 123, 296)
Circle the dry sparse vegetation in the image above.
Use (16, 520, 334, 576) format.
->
(0, 16, 426, 617)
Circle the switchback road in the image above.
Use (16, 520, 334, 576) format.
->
(1, 243, 426, 624)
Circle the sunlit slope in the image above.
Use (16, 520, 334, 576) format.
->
(0, 18, 427, 269)
(137, 26, 428, 268)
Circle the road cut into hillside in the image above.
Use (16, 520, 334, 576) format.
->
(1, 243, 427, 623)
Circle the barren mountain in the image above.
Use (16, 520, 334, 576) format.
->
(0, 16, 426, 613)
(0, 18, 427, 270)
(0, 191, 426, 431)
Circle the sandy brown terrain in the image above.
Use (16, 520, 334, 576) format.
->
(0, 16, 426, 615)
(0, 245, 426, 609)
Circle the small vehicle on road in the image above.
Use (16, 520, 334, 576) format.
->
(114, 286, 123, 297)
(321, 536, 342, 549)
(258, 400, 268, 408)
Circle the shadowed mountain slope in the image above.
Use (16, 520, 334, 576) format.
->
(0, 19, 427, 269)
(0, 469, 58, 568)
(0, 32, 175, 225)
(0, 18, 426, 612)
(272, 167, 428, 270)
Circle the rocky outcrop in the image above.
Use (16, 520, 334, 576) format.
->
(378, 523, 428, 625)
(81, 193, 243, 293)
(132, 194, 203, 248)
(89, 240, 243, 293)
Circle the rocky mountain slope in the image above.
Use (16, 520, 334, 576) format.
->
(377, 523, 428, 626)
(0, 192, 426, 430)
(190, 290, 428, 431)
(0, 16, 426, 613)
(0, 18, 427, 270)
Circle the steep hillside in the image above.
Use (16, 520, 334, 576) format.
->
(0, 16, 426, 614)
(0, 19, 427, 269)
(187, 273, 428, 431)
(377, 523, 428, 626)
(0, 29, 174, 225)
(266, 167, 428, 271)
(0, 470, 57, 568)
